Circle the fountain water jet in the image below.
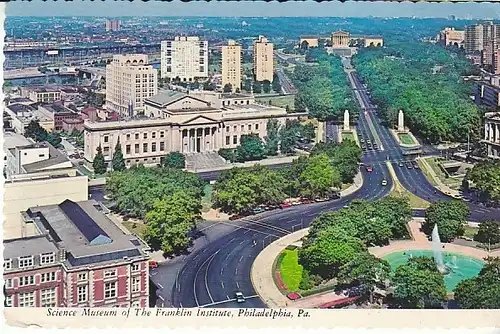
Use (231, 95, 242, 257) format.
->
(431, 224, 447, 274)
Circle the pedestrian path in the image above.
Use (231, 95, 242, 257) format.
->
(418, 157, 461, 197)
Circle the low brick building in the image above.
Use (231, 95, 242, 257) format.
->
(62, 118, 84, 133)
(3, 199, 151, 307)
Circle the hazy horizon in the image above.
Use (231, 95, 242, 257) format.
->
(5, 1, 500, 19)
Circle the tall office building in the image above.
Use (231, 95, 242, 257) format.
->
(105, 54, 158, 117)
(160, 36, 208, 82)
(105, 19, 121, 32)
(465, 24, 484, 54)
(221, 40, 242, 92)
(253, 36, 274, 82)
(465, 22, 500, 65)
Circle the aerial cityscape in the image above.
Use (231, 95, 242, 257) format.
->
(3, 2, 500, 312)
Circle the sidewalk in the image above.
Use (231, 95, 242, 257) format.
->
(192, 155, 300, 173)
(418, 157, 461, 197)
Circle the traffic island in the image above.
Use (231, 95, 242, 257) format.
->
(385, 161, 430, 209)
(389, 128, 420, 148)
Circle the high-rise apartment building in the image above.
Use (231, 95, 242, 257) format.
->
(253, 36, 274, 82)
(105, 54, 158, 117)
(465, 24, 484, 54)
(160, 36, 208, 82)
(465, 22, 500, 67)
(221, 40, 242, 92)
(494, 49, 500, 75)
(105, 19, 121, 32)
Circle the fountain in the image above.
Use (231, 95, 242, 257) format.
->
(431, 224, 447, 274)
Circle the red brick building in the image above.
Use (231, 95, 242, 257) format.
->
(62, 118, 84, 133)
(38, 104, 80, 131)
(3, 200, 150, 307)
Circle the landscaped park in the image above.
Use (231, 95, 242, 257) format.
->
(270, 198, 500, 309)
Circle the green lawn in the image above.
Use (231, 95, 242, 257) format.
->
(342, 132, 354, 142)
(425, 157, 462, 189)
(122, 219, 147, 237)
(389, 179, 430, 209)
(201, 184, 213, 213)
(463, 226, 478, 239)
(398, 133, 417, 145)
(279, 249, 303, 292)
(255, 95, 295, 111)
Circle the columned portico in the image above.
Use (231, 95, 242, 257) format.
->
(180, 125, 220, 153)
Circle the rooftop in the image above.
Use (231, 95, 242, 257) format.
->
(27, 199, 148, 268)
(40, 103, 75, 115)
(485, 112, 500, 121)
(26, 85, 61, 93)
(21, 142, 71, 173)
(3, 131, 33, 150)
(145, 90, 187, 107)
(7, 103, 37, 115)
(220, 92, 252, 99)
(4, 235, 58, 260)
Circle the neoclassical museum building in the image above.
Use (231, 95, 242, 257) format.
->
(83, 90, 306, 168)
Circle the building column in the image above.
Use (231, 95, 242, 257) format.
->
(212, 127, 216, 150)
(490, 124, 495, 142)
(485, 124, 489, 142)
(188, 129, 192, 153)
(496, 124, 500, 143)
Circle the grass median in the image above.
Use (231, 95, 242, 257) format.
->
(279, 249, 303, 292)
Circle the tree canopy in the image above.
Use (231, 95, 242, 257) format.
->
(112, 139, 126, 172)
(422, 200, 469, 242)
(24, 120, 62, 148)
(161, 152, 186, 169)
(466, 160, 500, 204)
(352, 40, 481, 143)
(310, 140, 362, 184)
(93, 145, 107, 175)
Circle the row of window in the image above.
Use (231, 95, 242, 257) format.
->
(225, 123, 260, 133)
(5, 271, 57, 288)
(4, 253, 56, 270)
(103, 131, 166, 144)
(5, 288, 57, 307)
(125, 142, 166, 154)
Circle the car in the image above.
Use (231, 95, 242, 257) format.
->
(360, 138, 365, 143)
(253, 207, 265, 215)
(406, 162, 413, 169)
(280, 202, 292, 209)
(381, 180, 388, 186)
(366, 139, 371, 144)
(329, 192, 341, 200)
(235, 292, 245, 303)
(365, 165, 373, 172)
(301, 198, 314, 204)
(149, 260, 158, 269)
(291, 200, 302, 206)
(373, 143, 378, 149)
(315, 197, 328, 202)
(413, 162, 419, 169)
(229, 214, 243, 221)
(398, 162, 404, 167)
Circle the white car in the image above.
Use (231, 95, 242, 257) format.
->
(381, 180, 388, 186)
(235, 292, 245, 303)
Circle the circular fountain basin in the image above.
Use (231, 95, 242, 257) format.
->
(382, 250, 485, 293)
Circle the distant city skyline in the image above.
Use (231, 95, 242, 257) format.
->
(5, 1, 500, 19)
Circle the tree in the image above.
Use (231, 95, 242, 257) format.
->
(272, 74, 281, 93)
(299, 153, 341, 199)
(262, 80, 271, 93)
(467, 160, 500, 204)
(143, 191, 201, 255)
(236, 134, 266, 162)
(203, 82, 216, 91)
(338, 253, 391, 304)
(374, 197, 412, 239)
(454, 257, 500, 309)
(422, 200, 469, 242)
(252, 81, 262, 94)
(391, 257, 447, 309)
(264, 119, 280, 156)
(243, 79, 252, 92)
(112, 138, 126, 172)
(223, 83, 233, 93)
(213, 170, 260, 214)
(311, 140, 362, 183)
(46, 132, 62, 148)
(93, 145, 107, 175)
(161, 152, 186, 169)
(474, 220, 500, 246)
(298, 225, 366, 279)
(300, 123, 316, 143)
(25, 120, 48, 142)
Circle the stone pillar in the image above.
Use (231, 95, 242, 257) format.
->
(496, 124, 500, 143)
(490, 124, 495, 142)
(343, 110, 350, 131)
(213, 127, 217, 150)
(398, 110, 405, 132)
(485, 123, 489, 142)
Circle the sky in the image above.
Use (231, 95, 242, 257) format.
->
(5, 1, 500, 19)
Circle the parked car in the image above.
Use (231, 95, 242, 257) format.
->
(229, 214, 244, 221)
(149, 260, 158, 269)
(280, 202, 292, 209)
(301, 199, 314, 204)
(406, 162, 413, 169)
(253, 207, 265, 215)
(381, 180, 388, 186)
(365, 165, 373, 172)
(413, 162, 419, 169)
(291, 200, 302, 206)
(315, 198, 328, 202)
(399, 161, 404, 167)
(329, 192, 341, 200)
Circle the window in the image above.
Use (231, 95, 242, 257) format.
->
(131, 263, 140, 272)
(104, 135, 109, 143)
(132, 300, 140, 307)
(160, 131, 165, 138)
(152, 132, 156, 139)
(4, 259, 12, 270)
(78, 285, 88, 303)
(233, 125, 237, 132)
(233, 136, 238, 145)
(248, 124, 252, 131)
(5, 295, 12, 307)
(132, 276, 140, 293)
(126, 145, 131, 154)
(104, 269, 117, 278)
(77, 272, 87, 281)
(5, 278, 13, 289)
(159, 142, 165, 151)
(226, 136, 230, 145)
(226, 126, 229, 132)
(255, 123, 259, 130)
(40, 253, 55, 265)
(126, 134, 131, 140)
(103, 146, 110, 154)
(143, 133, 148, 139)
(104, 282, 117, 299)
(241, 125, 244, 131)
(18, 256, 34, 268)
(40, 272, 56, 283)
(19, 275, 35, 287)
(135, 133, 139, 140)
(134, 144, 140, 154)
(143, 143, 148, 153)
(19, 291, 35, 307)
(151, 142, 156, 152)
(40, 288, 56, 307)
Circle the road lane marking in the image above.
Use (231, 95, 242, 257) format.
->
(220, 281, 225, 289)
(199, 295, 260, 308)
(239, 256, 243, 262)
(158, 295, 165, 301)
(157, 283, 164, 290)
(217, 221, 281, 238)
(193, 250, 219, 307)
(236, 282, 240, 289)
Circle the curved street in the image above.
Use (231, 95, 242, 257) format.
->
(158, 61, 500, 309)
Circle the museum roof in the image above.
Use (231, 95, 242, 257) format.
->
(145, 90, 187, 107)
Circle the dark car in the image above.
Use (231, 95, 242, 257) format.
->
(413, 162, 419, 169)
(406, 162, 413, 169)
